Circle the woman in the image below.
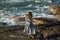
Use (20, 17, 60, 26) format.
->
(24, 12, 35, 38)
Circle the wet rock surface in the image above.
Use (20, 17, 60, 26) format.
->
(0, 20, 60, 40)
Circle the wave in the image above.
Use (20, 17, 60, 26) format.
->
(0, 0, 60, 26)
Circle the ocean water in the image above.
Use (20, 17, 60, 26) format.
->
(0, 0, 60, 26)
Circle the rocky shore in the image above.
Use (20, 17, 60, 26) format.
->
(0, 17, 60, 40)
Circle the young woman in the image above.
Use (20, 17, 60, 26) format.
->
(24, 12, 35, 38)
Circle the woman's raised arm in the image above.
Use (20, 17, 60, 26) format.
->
(9, 15, 25, 19)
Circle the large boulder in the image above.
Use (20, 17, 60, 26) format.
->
(48, 5, 60, 15)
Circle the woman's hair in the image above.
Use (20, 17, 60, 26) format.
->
(28, 11, 32, 18)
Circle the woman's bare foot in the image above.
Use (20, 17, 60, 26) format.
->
(30, 35, 34, 39)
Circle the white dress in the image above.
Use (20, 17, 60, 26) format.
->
(24, 18, 35, 35)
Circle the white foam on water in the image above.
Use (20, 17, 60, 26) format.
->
(5, 0, 24, 3)
(35, 5, 40, 8)
(35, 0, 40, 3)
(0, 17, 17, 26)
(33, 12, 54, 19)
(43, 5, 49, 8)
(25, 4, 33, 8)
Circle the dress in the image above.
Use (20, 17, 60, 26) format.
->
(24, 18, 35, 35)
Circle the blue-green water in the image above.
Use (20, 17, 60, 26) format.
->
(0, 0, 60, 17)
(0, 0, 60, 26)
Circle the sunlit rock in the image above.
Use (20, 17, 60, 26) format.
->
(48, 5, 60, 15)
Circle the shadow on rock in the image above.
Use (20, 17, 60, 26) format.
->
(34, 31, 45, 40)
(45, 33, 60, 40)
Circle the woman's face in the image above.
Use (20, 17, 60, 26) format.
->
(26, 13, 31, 19)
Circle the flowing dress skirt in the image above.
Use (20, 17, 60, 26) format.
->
(24, 21, 35, 35)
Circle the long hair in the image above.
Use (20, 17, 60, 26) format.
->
(28, 12, 32, 18)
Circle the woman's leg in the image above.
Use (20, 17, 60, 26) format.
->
(29, 27, 35, 39)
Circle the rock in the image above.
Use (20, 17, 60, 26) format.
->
(34, 31, 45, 40)
(48, 5, 60, 15)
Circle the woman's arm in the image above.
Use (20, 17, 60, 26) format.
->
(18, 16, 25, 18)
(9, 15, 25, 19)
